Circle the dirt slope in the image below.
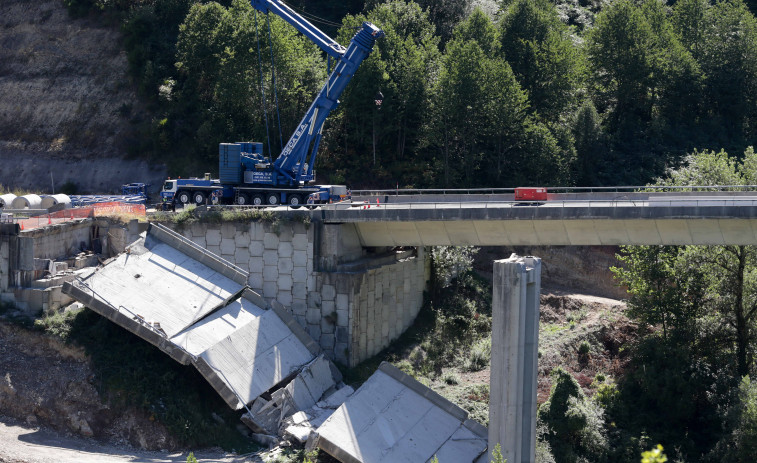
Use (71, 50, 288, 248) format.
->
(0, 0, 166, 194)
(0, 321, 179, 451)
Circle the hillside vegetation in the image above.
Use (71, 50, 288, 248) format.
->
(52, 0, 757, 191)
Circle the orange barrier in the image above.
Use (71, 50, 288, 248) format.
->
(92, 202, 146, 217)
(15, 202, 146, 231)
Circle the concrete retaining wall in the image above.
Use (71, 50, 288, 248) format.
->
(0, 219, 145, 315)
(0, 236, 9, 292)
(169, 220, 429, 366)
(20, 220, 93, 262)
(347, 250, 428, 365)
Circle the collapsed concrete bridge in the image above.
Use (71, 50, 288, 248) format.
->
(6, 192, 757, 462)
(57, 223, 488, 462)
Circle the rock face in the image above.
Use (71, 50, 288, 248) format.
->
(0, 0, 166, 194)
(0, 321, 177, 450)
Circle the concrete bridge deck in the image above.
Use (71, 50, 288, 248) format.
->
(321, 196, 757, 246)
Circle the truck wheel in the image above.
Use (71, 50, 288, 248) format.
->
(288, 195, 303, 209)
(236, 193, 250, 205)
(266, 193, 280, 205)
(193, 192, 206, 205)
(177, 191, 191, 204)
(252, 194, 264, 206)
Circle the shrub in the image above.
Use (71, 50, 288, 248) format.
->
(538, 367, 608, 462)
(640, 445, 668, 463)
(465, 337, 491, 371)
(595, 383, 619, 410)
(431, 246, 479, 293)
(443, 371, 460, 385)
(578, 340, 591, 357)
(709, 375, 757, 461)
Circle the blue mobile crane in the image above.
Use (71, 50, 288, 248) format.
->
(161, 0, 384, 207)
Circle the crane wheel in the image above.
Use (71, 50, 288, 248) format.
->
(193, 192, 206, 205)
(237, 193, 250, 205)
(288, 195, 303, 209)
(177, 191, 191, 205)
(266, 193, 280, 205)
(252, 194, 264, 206)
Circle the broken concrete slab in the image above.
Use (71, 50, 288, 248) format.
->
(310, 362, 488, 463)
(283, 385, 356, 444)
(241, 354, 343, 434)
(179, 293, 318, 410)
(64, 223, 247, 339)
(63, 223, 338, 420)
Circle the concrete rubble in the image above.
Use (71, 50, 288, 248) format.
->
(308, 362, 488, 463)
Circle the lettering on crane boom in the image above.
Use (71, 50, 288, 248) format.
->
(280, 122, 307, 159)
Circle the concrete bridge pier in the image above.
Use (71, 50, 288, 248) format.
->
(488, 254, 541, 463)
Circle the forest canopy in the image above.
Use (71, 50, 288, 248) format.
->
(65, 0, 757, 189)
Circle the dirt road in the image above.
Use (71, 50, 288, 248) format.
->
(0, 417, 261, 463)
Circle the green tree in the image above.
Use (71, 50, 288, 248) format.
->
(587, 0, 657, 131)
(571, 100, 606, 186)
(172, 0, 325, 169)
(538, 368, 608, 463)
(500, 0, 585, 122)
(698, 0, 757, 148)
(414, 0, 470, 44)
(327, 1, 439, 187)
(586, 0, 703, 184)
(432, 8, 564, 188)
(613, 245, 704, 342)
(711, 376, 757, 462)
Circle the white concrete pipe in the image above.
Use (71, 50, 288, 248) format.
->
(0, 193, 16, 207)
(40, 194, 71, 209)
(11, 194, 42, 209)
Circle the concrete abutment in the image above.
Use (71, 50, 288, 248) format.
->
(169, 219, 430, 367)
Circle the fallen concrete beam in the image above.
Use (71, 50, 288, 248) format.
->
(177, 291, 321, 410)
(310, 362, 488, 463)
(64, 223, 247, 339)
(63, 223, 338, 417)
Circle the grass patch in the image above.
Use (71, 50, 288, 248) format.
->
(464, 337, 491, 372)
(443, 371, 460, 385)
(543, 323, 569, 334)
(35, 308, 257, 452)
(460, 384, 490, 426)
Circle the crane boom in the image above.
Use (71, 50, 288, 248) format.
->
(249, 0, 346, 58)
(249, 0, 384, 186)
(160, 1, 383, 208)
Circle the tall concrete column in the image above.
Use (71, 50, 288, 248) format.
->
(488, 254, 541, 463)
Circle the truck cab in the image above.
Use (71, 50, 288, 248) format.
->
(161, 179, 177, 203)
(306, 185, 350, 205)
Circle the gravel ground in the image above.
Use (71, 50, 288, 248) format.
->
(0, 416, 262, 463)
